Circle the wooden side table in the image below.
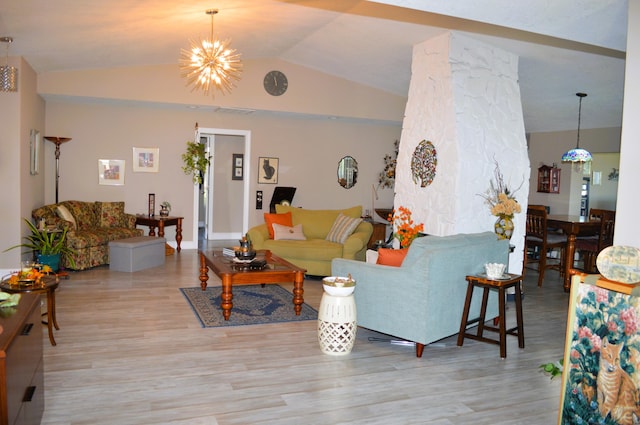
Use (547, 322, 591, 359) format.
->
(0, 275, 60, 346)
(457, 273, 524, 358)
(135, 215, 183, 252)
(365, 220, 388, 249)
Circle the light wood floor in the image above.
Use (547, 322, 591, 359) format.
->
(39, 249, 569, 424)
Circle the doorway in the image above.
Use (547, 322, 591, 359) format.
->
(193, 127, 251, 245)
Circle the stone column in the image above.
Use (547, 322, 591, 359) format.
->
(395, 31, 530, 273)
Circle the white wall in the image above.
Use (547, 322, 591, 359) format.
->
(211, 134, 245, 236)
(43, 100, 400, 248)
(589, 153, 619, 211)
(527, 127, 621, 215)
(29, 58, 404, 249)
(0, 57, 46, 269)
(616, 1, 640, 247)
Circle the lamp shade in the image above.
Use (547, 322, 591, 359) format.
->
(1, 36, 17, 92)
(0, 65, 17, 92)
(561, 147, 592, 163)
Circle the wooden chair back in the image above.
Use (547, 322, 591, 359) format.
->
(598, 209, 616, 251)
(526, 205, 548, 239)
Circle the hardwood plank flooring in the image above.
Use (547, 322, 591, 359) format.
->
(38, 249, 569, 424)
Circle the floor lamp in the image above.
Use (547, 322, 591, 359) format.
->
(44, 137, 72, 204)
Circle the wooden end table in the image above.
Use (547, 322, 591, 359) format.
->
(1, 275, 60, 346)
(198, 250, 306, 320)
(135, 215, 183, 252)
(457, 273, 524, 358)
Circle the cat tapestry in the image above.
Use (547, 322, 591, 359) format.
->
(560, 281, 640, 424)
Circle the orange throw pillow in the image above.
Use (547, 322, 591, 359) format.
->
(376, 248, 409, 267)
(264, 212, 293, 239)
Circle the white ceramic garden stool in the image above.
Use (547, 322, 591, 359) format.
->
(317, 292, 357, 355)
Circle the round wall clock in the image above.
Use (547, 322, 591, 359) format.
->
(263, 70, 288, 96)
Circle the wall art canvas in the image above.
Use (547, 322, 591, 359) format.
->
(232, 153, 243, 181)
(258, 157, 278, 184)
(560, 278, 640, 424)
(133, 147, 159, 172)
(98, 159, 125, 185)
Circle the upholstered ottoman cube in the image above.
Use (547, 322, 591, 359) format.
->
(109, 236, 165, 272)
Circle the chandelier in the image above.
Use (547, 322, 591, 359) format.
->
(179, 9, 242, 97)
(561, 92, 592, 172)
(1, 36, 18, 92)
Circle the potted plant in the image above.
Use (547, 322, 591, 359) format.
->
(4, 218, 76, 271)
(181, 141, 210, 185)
(160, 201, 171, 217)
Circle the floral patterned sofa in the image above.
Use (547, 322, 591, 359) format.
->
(32, 201, 143, 270)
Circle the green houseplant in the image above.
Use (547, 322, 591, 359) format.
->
(181, 141, 210, 185)
(4, 218, 76, 270)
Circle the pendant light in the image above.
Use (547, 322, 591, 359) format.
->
(561, 93, 592, 172)
(1, 36, 18, 92)
(179, 9, 242, 97)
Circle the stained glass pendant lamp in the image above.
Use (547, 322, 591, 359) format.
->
(561, 93, 592, 171)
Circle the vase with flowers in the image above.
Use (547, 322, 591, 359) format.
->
(479, 161, 523, 240)
(387, 206, 424, 248)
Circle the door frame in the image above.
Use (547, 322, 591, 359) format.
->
(192, 127, 251, 244)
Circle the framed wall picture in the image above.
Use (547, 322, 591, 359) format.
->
(98, 159, 125, 185)
(132, 147, 159, 172)
(258, 157, 279, 184)
(30, 129, 40, 175)
(232, 153, 244, 181)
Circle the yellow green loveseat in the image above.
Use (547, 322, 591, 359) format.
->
(247, 205, 373, 276)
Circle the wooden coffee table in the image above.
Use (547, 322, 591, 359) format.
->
(198, 250, 306, 320)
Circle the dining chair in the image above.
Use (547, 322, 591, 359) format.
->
(524, 205, 567, 287)
(575, 209, 616, 273)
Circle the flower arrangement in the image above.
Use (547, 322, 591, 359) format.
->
(387, 206, 424, 248)
(377, 139, 399, 189)
(479, 161, 523, 218)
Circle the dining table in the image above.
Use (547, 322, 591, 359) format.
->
(546, 215, 601, 292)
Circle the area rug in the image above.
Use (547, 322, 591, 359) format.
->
(180, 285, 318, 328)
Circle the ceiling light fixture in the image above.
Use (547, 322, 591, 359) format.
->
(561, 92, 592, 172)
(179, 9, 242, 97)
(1, 36, 18, 92)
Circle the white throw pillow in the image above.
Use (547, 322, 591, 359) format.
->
(272, 223, 306, 241)
(326, 213, 362, 244)
(56, 205, 77, 230)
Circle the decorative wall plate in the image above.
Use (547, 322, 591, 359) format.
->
(596, 245, 640, 284)
(411, 140, 437, 187)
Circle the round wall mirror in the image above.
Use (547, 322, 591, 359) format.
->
(337, 156, 358, 189)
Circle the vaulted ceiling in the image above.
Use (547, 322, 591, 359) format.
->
(0, 0, 627, 132)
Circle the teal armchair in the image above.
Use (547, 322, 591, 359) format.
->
(331, 232, 510, 357)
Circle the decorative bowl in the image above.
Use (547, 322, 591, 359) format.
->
(235, 250, 256, 261)
(485, 263, 506, 279)
(322, 276, 356, 296)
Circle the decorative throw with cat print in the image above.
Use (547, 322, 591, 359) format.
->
(561, 283, 640, 424)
